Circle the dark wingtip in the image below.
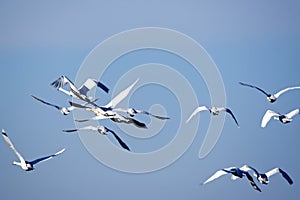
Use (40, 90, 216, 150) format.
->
(2, 129, 7, 136)
(96, 81, 110, 93)
(62, 129, 78, 133)
(279, 168, 294, 185)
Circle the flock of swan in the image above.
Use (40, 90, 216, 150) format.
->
(194, 82, 299, 192)
(1, 75, 299, 192)
(2, 75, 170, 171)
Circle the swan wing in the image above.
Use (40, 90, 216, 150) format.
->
(224, 108, 239, 127)
(261, 110, 279, 128)
(106, 128, 130, 151)
(29, 148, 65, 165)
(78, 78, 109, 96)
(2, 129, 26, 164)
(105, 79, 139, 109)
(245, 172, 261, 192)
(202, 169, 228, 185)
(138, 110, 170, 120)
(186, 106, 209, 123)
(31, 95, 60, 110)
(274, 86, 300, 98)
(285, 109, 299, 119)
(239, 82, 269, 96)
(265, 168, 293, 184)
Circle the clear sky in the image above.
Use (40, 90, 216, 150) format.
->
(0, 1, 300, 200)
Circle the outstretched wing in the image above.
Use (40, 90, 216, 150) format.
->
(224, 108, 239, 127)
(274, 86, 300, 98)
(31, 95, 60, 110)
(239, 82, 269, 96)
(78, 78, 109, 96)
(265, 168, 293, 185)
(51, 76, 82, 99)
(126, 118, 148, 129)
(69, 101, 90, 109)
(2, 129, 26, 164)
(202, 169, 229, 185)
(105, 79, 139, 109)
(138, 110, 170, 120)
(62, 129, 78, 133)
(29, 148, 65, 165)
(186, 106, 209, 123)
(285, 109, 299, 119)
(261, 110, 279, 128)
(245, 172, 261, 192)
(107, 128, 130, 151)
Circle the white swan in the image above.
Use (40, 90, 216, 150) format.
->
(241, 165, 293, 185)
(2, 129, 65, 171)
(239, 82, 300, 103)
(261, 109, 299, 128)
(31, 95, 75, 115)
(63, 125, 130, 151)
(201, 166, 261, 192)
(51, 76, 109, 104)
(186, 106, 239, 127)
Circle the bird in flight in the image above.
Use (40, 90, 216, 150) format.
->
(240, 165, 293, 185)
(63, 125, 130, 151)
(1, 129, 65, 171)
(201, 166, 261, 192)
(186, 106, 239, 127)
(31, 95, 75, 115)
(261, 109, 299, 128)
(239, 82, 300, 103)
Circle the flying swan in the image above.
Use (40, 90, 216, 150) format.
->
(239, 82, 300, 103)
(186, 106, 239, 127)
(201, 166, 261, 192)
(63, 125, 130, 151)
(261, 109, 299, 128)
(31, 95, 75, 115)
(2, 129, 65, 171)
(240, 165, 293, 185)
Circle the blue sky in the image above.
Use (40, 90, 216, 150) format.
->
(0, 1, 300, 199)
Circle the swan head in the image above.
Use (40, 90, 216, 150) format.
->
(267, 95, 276, 103)
(97, 126, 108, 135)
(60, 107, 70, 115)
(210, 107, 219, 115)
(25, 163, 34, 171)
(127, 108, 137, 117)
(279, 116, 292, 124)
(258, 174, 269, 184)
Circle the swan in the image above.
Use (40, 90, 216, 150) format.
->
(186, 106, 239, 127)
(31, 95, 74, 115)
(51, 76, 109, 104)
(63, 125, 130, 151)
(113, 107, 170, 120)
(2, 129, 65, 171)
(261, 109, 299, 128)
(239, 82, 300, 103)
(201, 166, 261, 192)
(240, 165, 293, 185)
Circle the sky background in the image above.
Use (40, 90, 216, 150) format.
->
(0, 0, 300, 199)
